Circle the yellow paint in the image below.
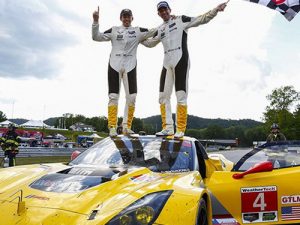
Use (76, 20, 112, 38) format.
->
(108, 105, 118, 128)
(160, 104, 166, 130)
(176, 104, 187, 132)
(127, 105, 135, 129)
(0, 163, 209, 225)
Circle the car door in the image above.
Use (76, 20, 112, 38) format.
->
(207, 143, 300, 225)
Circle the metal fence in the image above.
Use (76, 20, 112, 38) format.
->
(0, 147, 85, 158)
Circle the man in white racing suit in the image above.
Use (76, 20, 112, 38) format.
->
(142, 1, 227, 138)
(92, 7, 156, 137)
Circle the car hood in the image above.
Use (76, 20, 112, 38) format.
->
(0, 163, 199, 224)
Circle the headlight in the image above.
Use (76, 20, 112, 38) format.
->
(107, 190, 173, 225)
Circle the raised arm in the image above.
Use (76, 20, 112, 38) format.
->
(92, 6, 112, 42)
(184, 2, 227, 29)
(141, 31, 161, 48)
(139, 28, 158, 41)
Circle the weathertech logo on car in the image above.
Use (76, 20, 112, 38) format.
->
(241, 186, 277, 193)
(282, 195, 300, 204)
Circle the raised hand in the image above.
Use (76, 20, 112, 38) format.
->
(93, 6, 99, 22)
(216, 1, 228, 12)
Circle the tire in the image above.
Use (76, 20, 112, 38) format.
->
(197, 198, 208, 225)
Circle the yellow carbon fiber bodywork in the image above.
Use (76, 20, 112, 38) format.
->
(2, 138, 299, 225)
(0, 163, 210, 225)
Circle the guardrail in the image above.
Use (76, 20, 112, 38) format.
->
(0, 147, 86, 157)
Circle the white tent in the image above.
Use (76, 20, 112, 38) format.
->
(20, 120, 50, 128)
(0, 120, 18, 127)
(90, 133, 103, 139)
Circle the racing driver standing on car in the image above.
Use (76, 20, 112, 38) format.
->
(92, 6, 157, 137)
(142, 1, 227, 138)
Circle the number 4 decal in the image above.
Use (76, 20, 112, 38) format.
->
(241, 186, 278, 213)
(253, 193, 267, 211)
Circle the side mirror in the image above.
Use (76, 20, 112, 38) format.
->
(233, 161, 273, 179)
(71, 150, 81, 161)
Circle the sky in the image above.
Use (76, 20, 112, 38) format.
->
(0, 0, 299, 122)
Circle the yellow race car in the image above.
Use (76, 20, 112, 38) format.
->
(0, 136, 299, 225)
(208, 141, 300, 225)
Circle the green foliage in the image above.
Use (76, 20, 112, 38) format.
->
(266, 85, 299, 111)
(0, 111, 7, 122)
(16, 156, 70, 166)
(264, 86, 300, 140)
(185, 129, 203, 139)
(203, 125, 226, 139)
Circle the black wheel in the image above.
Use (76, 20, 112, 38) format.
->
(197, 198, 208, 225)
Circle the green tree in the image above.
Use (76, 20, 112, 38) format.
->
(0, 111, 7, 122)
(293, 105, 300, 140)
(266, 86, 299, 111)
(203, 125, 225, 139)
(263, 86, 300, 138)
(185, 129, 203, 139)
(244, 126, 267, 146)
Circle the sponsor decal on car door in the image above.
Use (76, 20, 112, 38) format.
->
(241, 186, 278, 223)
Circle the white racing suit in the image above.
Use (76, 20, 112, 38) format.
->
(92, 24, 156, 130)
(142, 8, 218, 133)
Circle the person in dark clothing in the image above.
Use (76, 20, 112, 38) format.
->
(2, 123, 21, 167)
(266, 123, 286, 142)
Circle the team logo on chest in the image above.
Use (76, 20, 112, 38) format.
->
(116, 30, 124, 40)
(128, 30, 137, 38)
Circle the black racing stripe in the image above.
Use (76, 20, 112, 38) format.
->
(181, 15, 192, 23)
(139, 27, 149, 32)
(108, 64, 119, 94)
(175, 31, 189, 92)
(104, 28, 112, 34)
(127, 66, 137, 94)
(159, 67, 167, 92)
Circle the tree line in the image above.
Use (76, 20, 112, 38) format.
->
(1, 85, 299, 146)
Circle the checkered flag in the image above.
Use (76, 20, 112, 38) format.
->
(245, 0, 300, 21)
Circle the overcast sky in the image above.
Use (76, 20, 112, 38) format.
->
(0, 0, 299, 122)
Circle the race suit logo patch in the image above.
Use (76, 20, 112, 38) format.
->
(116, 35, 124, 40)
(169, 23, 176, 28)
(241, 186, 278, 223)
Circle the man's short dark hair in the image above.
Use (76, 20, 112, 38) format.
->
(120, 9, 133, 18)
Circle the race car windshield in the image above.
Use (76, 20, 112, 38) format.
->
(70, 136, 194, 172)
(233, 141, 300, 171)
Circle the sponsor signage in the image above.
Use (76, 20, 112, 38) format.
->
(241, 186, 278, 223)
(281, 195, 300, 205)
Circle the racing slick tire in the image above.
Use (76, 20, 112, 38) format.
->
(196, 198, 208, 225)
